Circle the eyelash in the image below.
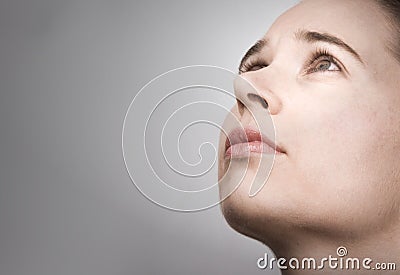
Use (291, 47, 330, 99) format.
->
(239, 48, 342, 75)
(239, 58, 268, 74)
(305, 48, 342, 74)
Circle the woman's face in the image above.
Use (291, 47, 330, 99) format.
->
(218, 0, 400, 243)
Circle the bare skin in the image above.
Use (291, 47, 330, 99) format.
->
(218, 0, 400, 274)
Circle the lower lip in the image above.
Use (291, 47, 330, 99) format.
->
(225, 141, 277, 159)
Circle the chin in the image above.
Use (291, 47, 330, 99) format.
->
(219, 170, 370, 247)
(220, 174, 301, 245)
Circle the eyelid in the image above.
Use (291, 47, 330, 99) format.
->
(306, 55, 340, 73)
(303, 47, 347, 76)
(239, 57, 269, 74)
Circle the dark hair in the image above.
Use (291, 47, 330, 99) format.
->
(375, 0, 400, 62)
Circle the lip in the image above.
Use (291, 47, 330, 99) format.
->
(225, 127, 285, 159)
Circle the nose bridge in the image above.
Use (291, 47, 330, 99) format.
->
(234, 69, 282, 116)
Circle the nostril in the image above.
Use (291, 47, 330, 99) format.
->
(261, 98, 269, 109)
(247, 93, 269, 109)
(236, 99, 245, 116)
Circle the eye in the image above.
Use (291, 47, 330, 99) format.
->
(305, 49, 342, 74)
(239, 60, 268, 74)
(310, 56, 340, 73)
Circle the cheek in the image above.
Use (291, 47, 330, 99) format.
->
(290, 89, 382, 174)
(287, 90, 400, 214)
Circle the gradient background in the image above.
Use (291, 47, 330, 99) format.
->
(0, 1, 297, 274)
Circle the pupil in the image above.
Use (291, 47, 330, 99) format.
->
(319, 61, 330, 70)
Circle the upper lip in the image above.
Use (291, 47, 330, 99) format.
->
(225, 127, 285, 154)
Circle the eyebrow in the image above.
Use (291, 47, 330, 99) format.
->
(238, 29, 364, 72)
(295, 29, 364, 64)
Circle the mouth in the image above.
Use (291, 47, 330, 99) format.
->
(224, 127, 285, 159)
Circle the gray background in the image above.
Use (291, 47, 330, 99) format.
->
(0, 1, 297, 274)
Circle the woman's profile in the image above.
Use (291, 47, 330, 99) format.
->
(218, 0, 400, 274)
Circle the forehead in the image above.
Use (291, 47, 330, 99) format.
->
(264, 0, 389, 61)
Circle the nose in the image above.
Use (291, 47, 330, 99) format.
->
(234, 71, 282, 117)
